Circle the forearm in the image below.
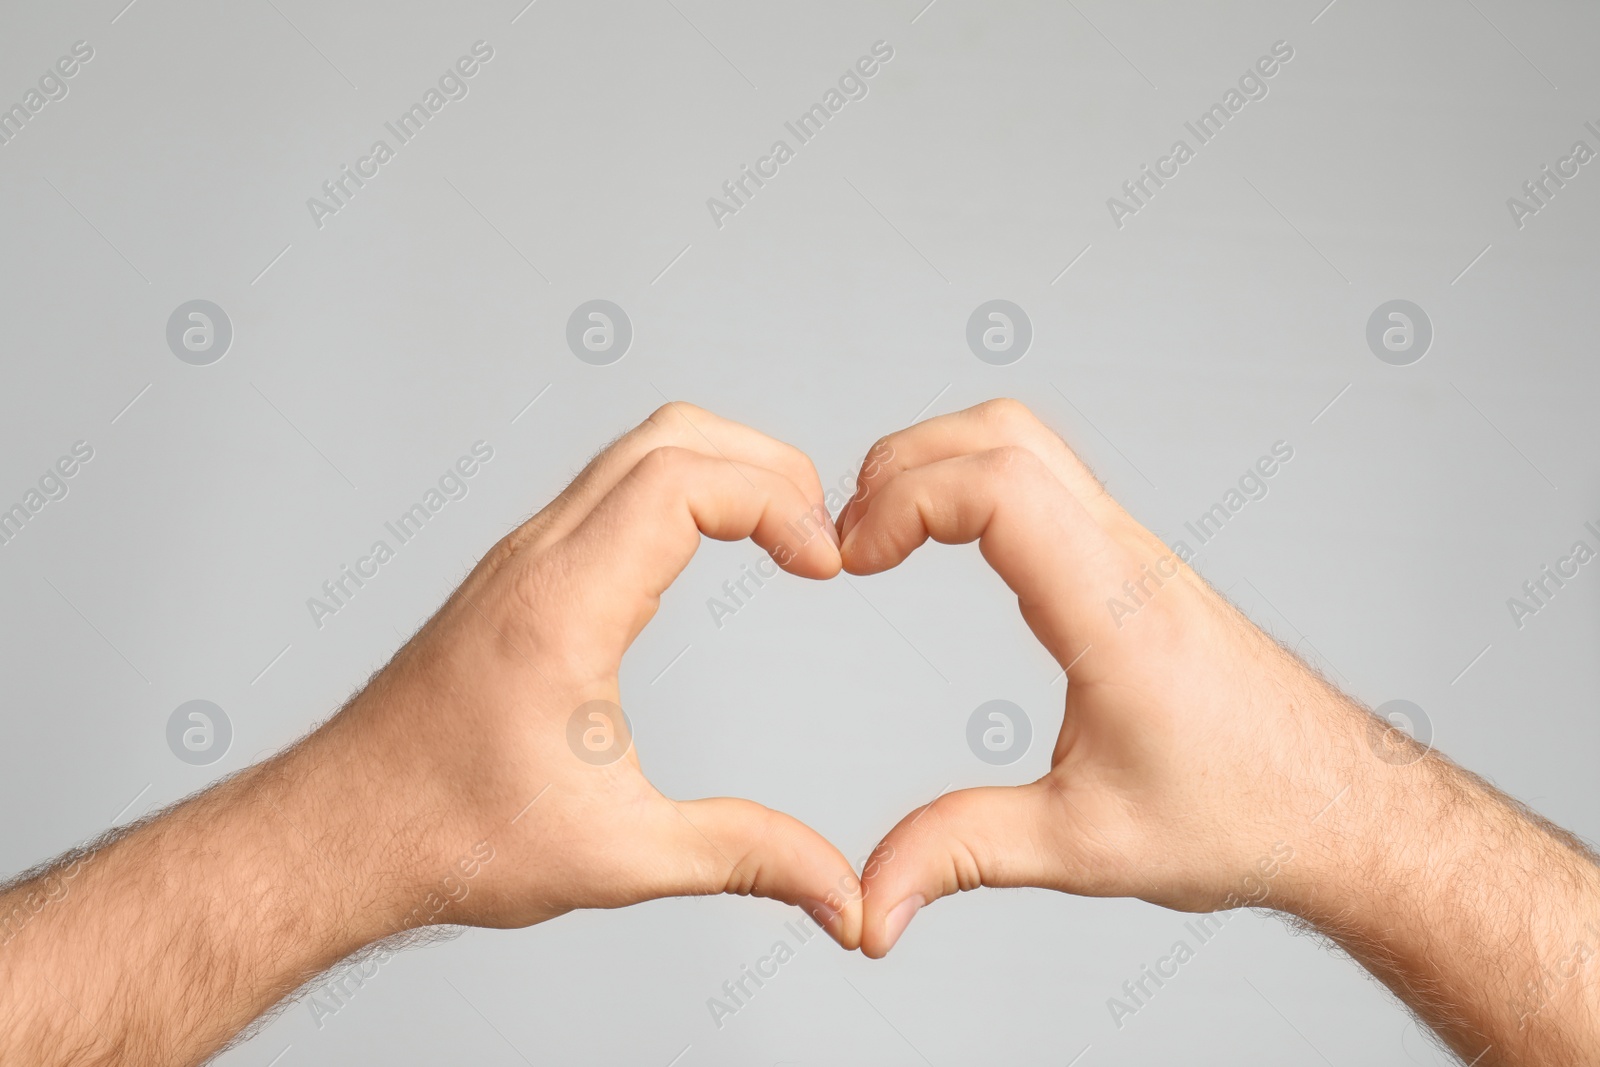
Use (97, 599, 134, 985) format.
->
(0, 721, 423, 1066)
(837, 399, 1600, 1057)
(1282, 707, 1600, 1066)
(0, 406, 868, 1061)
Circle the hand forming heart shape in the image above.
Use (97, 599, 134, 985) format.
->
(327, 399, 1366, 963)
(11, 399, 1594, 1067)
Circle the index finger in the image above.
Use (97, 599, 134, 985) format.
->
(549, 446, 841, 651)
(837, 398, 1139, 544)
(511, 402, 830, 557)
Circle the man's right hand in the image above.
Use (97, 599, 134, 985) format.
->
(0, 402, 865, 1067)
(332, 401, 864, 940)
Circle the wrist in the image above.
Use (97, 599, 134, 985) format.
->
(1203, 671, 1420, 921)
(259, 714, 461, 951)
(1239, 684, 1416, 923)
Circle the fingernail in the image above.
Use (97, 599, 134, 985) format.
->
(881, 894, 923, 953)
(824, 516, 841, 548)
(798, 896, 840, 933)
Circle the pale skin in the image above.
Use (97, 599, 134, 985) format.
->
(1, 400, 1596, 1066)
(837, 399, 1600, 1064)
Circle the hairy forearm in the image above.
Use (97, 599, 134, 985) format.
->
(0, 720, 423, 1066)
(1282, 706, 1600, 1066)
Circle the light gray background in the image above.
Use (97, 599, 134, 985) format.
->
(2, 0, 1597, 1063)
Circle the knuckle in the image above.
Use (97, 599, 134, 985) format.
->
(646, 400, 705, 431)
(780, 442, 824, 488)
(719, 808, 779, 897)
(983, 444, 1046, 481)
(636, 444, 694, 483)
(866, 434, 897, 466)
(976, 396, 1038, 433)
(921, 795, 986, 893)
(856, 436, 900, 495)
(479, 531, 523, 574)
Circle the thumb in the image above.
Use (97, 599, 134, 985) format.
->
(651, 796, 864, 949)
(858, 782, 1064, 959)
